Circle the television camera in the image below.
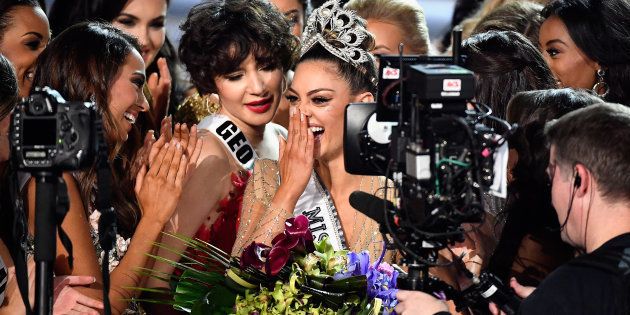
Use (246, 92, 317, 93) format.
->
(343, 34, 519, 313)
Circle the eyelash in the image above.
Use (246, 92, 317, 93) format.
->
(116, 18, 135, 27)
(25, 40, 40, 51)
(312, 97, 331, 105)
(225, 73, 243, 81)
(546, 48, 560, 57)
(224, 64, 278, 81)
(132, 78, 145, 88)
(285, 95, 298, 104)
(150, 20, 165, 29)
(285, 13, 299, 25)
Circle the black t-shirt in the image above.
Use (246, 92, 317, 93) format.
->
(519, 232, 630, 315)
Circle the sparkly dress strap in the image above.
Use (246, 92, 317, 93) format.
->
(232, 159, 290, 256)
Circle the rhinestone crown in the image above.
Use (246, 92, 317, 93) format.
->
(300, 0, 373, 68)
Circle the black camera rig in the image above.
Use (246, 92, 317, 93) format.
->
(343, 34, 520, 313)
(10, 87, 116, 315)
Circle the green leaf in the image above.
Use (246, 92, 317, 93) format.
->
(314, 236, 334, 255)
(189, 286, 237, 315)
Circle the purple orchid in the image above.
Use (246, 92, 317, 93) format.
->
(240, 242, 270, 270)
(333, 251, 370, 280)
(272, 215, 315, 254)
(334, 244, 399, 311)
(241, 215, 316, 276)
(366, 261, 399, 309)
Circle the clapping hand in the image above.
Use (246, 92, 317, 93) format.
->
(135, 139, 188, 225)
(173, 122, 203, 176)
(147, 57, 172, 126)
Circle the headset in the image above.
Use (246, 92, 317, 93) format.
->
(575, 173, 582, 187)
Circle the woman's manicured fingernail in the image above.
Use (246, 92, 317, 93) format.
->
(300, 113, 305, 121)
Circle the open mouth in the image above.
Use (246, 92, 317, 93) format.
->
(310, 126, 325, 141)
(124, 112, 137, 125)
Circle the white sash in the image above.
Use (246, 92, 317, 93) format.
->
(294, 173, 347, 251)
(198, 114, 287, 170)
(199, 115, 344, 249)
(198, 115, 259, 170)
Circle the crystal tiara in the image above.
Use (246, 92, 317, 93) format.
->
(300, 0, 373, 68)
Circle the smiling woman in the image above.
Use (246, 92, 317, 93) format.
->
(539, 0, 630, 105)
(145, 0, 299, 296)
(232, 0, 397, 265)
(48, 0, 180, 127)
(30, 22, 196, 314)
(0, 0, 49, 98)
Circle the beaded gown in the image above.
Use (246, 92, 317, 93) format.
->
(232, 159, 397, 263)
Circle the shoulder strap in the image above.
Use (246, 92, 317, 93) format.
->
(199, 115, 258, 170)
(9, 164, 33, 314)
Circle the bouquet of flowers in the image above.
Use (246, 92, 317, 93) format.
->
(141, 215, 399, 314)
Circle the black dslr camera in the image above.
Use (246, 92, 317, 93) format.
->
(11, 86, 99, 171)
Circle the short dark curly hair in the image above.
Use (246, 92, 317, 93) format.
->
(179, 0, 299, 95)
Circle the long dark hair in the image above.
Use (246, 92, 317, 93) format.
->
(488, 88, 603, 283)
(31, 22, 143, 237)
(462, 31, 557, 121)
(0, 53, 19, 253)
(542, 0, 630, 105)
(472, 1, 545, 47)
(48, 0, 170, 37)
(48, 0, 182, 110)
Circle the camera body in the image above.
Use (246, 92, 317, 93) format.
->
(11, 86, 99, 171)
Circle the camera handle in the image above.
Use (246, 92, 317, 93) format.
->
(33, 172, 60, 315)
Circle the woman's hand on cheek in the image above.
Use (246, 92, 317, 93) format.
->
(276, 107, 314, 205)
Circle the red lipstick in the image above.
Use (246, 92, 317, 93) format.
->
(245, 96, 273, 114)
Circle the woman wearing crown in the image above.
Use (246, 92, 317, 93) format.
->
(232, 0, 396, 263)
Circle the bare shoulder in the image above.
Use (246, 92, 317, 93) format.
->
(197, 130, 230, 165)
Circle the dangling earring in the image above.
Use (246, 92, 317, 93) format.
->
(592, 69, 610, 98)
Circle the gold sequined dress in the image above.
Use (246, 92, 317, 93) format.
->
(232, 159, 397, 263)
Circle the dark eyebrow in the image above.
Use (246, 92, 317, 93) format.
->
(373, 44, 391, 51)
(285, 87, 335, 97)
(116, 13, 138, 20)
(22, 32, 43, 39)
(307, 88, 334, 96)
(284, 9, 299, 15)
(544, 39, 568, 47)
